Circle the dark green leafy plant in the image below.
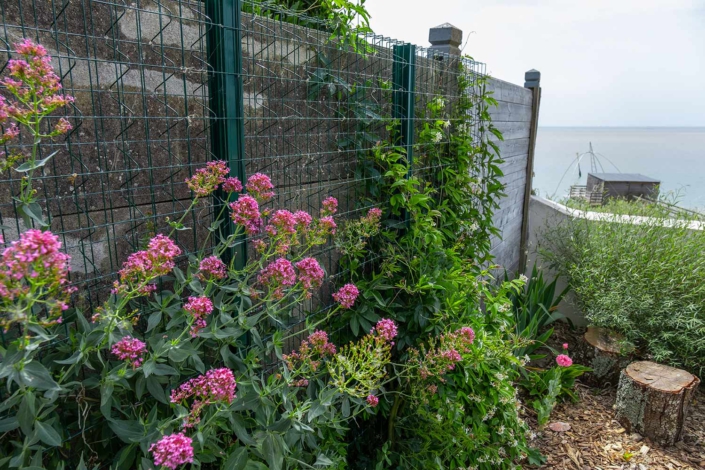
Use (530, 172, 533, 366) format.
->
(506, 264, 569, 359)
(521, 363, 590, 427)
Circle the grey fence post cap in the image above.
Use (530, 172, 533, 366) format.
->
(429, 23, 462, 56)
(524, 69, 541, 88)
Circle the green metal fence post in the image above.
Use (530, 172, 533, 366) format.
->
(392, 43, 417, 170)
(393, 44, 416, 227)
(206, 0, 246, 268)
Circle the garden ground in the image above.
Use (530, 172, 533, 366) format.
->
(527, 326, 704, 470)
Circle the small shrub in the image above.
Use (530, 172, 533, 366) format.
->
(540, 199, 705, 376)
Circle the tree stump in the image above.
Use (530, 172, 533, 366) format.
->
(581, 327, 634, 387)
(615, 361, 700, 446)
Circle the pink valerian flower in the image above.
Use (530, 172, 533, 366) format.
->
(185, 160, 230, 197)
(0, 39, 74, 119)
(412, 327, 475, 382)
(458, 327, 475, 345)
(266, 210, 299, 254)
(230, 195, 263, 235)
(293, 379, 309, 387)
(333, 283, 359, 309)
(373, 319, 398, 344)
(245, 173, 275, 203)
(149, 433, 194, 469)
(563, 343, 569, 350)
(321, 197, 338, 216)
(283, 330, 337, 374)
(556, 354, 573, 367)
(295, 258, 325, 297)
(0, 123, 19, 145)
(222, 176, 243, 193)
(366, 208, 382, 222)
(52, 117, 72, 135)
(253, 239, 267, 254)
(257, 258, 296, 299)
(184, 296, 214, 337)
(111, 336, 147, 368)
(267, 210, 297, 236)
(0, 229, 73, 329)
(366, 395, 379, 407)
(197, 256, 227, 281)
(170, 368, 237, 427)
(318, 216, 337, 236)
(293, 211, 313, 229)
(112, 235, 181, 297)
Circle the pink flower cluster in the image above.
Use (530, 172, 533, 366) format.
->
(257, 258, 296, 299)
(222, 177, 243, 193)
(246, 173, 275, 203)
(197, 255, 227, 281)
(366, 208, 382, 222)
(294, 210, 312, 229)
(184, 296, 214, 337)
(0, 39, 74, 136)
(112, 235, 181, 296)
(295, 257, 325, 297)
(111, 336, 147, 368)
(266, 209, 299, 254)
(321, 197, 338, 216)
(170, 368, 237, 427)
(366, 395, 379, 407)
(0, 229, 73, 328)
(414, 327, 475, 381)
(185, 160, 232, 197)
(230, 195, 263, 235)
(150, 432, 194, 469)
(318, 216, 337, 236)
(556, 354, 573, 367)
(333, 283, 359, 309)
(373, 318, 398, 344)
(283, 330, 337, 373)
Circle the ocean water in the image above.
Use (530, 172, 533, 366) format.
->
(532, 127, 705, 211)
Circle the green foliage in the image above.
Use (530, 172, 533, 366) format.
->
(333, 65, 538, 468)
(540, 198, 705, 376)
(243, 0, 372, 52)
(0, 186, 390, 469)
(521, 364, 590, 427)
(506, 264, 569, 358)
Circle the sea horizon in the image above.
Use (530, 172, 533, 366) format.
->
(533, 126, 705, 211)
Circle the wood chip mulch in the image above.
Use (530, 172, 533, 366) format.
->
(526, 384, 705, 469)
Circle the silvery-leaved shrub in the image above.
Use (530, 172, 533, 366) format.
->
(540, 198, 705, 376)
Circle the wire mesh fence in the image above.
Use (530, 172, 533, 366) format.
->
(0, 0, 486, 351)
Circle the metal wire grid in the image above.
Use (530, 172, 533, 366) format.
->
(0, 0, 214, 316)
(0, 1, 487, 351)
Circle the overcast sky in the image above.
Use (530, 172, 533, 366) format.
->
(365, 0, 705, 127)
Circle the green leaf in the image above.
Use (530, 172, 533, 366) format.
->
(55, 351, 83, 365)
(223, 447, 248, 470)
(314, 454, 335, 467)
(18, 202, 48, 228)
(245, 462, 269, 470)
(146, 311, 162, 333)
(20, 361, 61, 390)
(261, 433, 284, 470)
(146, 376, 167, 404)
(108, 420, 144, 444)
(152, 364, 178, 376)
(0, 417, 19, 432)
(14, 150, 59, 172)
(35, 420, 62, 447)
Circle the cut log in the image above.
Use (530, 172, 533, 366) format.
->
(615, 361, 700, 446)
(580, 327, 634, 387)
